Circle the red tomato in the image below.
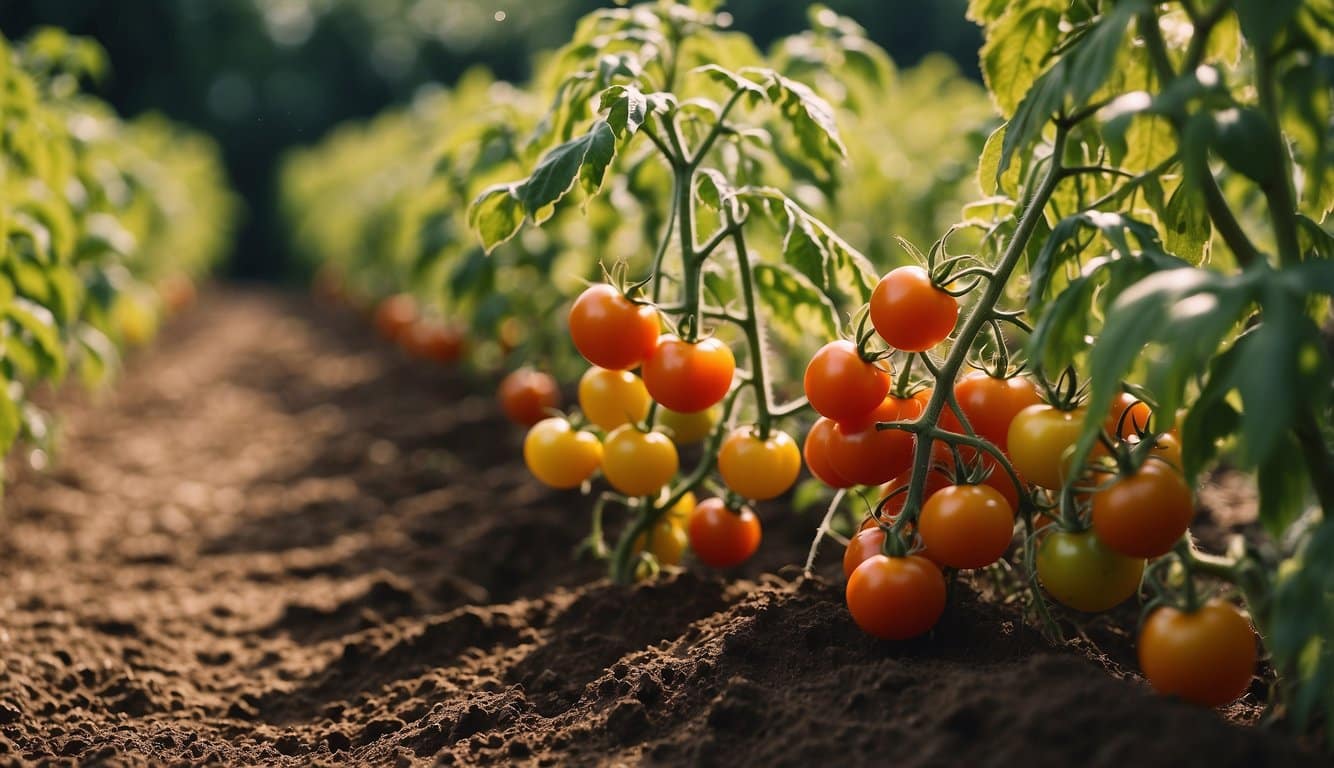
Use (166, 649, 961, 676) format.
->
(869, 266, 958, 352)
(1105, 392, 1155, 440)
(828, 395, 923, 486)
(918, 484, 1015, 569)
(375, 294, 417, 342)
(498, 368, 560, 427)
(687, 497, 761, 568)
(1138, 599, 1257, 707)
(403, 320, 466, 363)
(845, 555, 946, 640)
(939, 372, 1042, 454)
(641, 335, 735, 413)
(1091, 461, 1194, 559)
(803, 417, 853, 488)
(568, 284, 660, 370)
(843, 527, 886, 579)
(803, 340, 890, 424)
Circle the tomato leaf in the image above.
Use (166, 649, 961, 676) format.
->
(516, 120, 618, 223)
(979, 2, 1062, 118)
(751, 262, 841, 338)
(1162, 183, 1213, 265)
(1256, 432, 1310, 539)
(467, 184, 525, 253)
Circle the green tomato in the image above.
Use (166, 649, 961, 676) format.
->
(1036, 529, 1145, 612)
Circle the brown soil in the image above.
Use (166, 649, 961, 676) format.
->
(0, 287, 1319, 766)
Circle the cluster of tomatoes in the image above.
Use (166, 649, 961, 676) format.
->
(373, 294, 468, 366)
(516, 283, 790, 573)
(802, 265, 1256, 707)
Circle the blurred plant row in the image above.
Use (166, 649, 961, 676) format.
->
(280, 10, 992, 374)
(1, 29, 235, 482)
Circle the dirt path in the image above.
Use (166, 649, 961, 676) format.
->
(0, 288, 1319, 766)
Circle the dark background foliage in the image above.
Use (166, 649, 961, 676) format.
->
(0, 0, 980, 278)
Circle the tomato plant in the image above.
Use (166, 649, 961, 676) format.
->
(0, 29, 234, 477)
(289, 0, 1334, 737)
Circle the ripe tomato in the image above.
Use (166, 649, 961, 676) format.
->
(633, 517, 689, 568)
(688, 497, 761, 568)
(1105, 392, 1154, 439)
(939, 372, 1041, 454)
(1007, 405, 1089, 489)
(602, 425, 679, 496)
(578, 367, 651, 431)
(1126, 432, 1183, 470)
(1138, 599, 1257, 707)
(878, 468, 951, 519)
(498, 368, 560, 427)
(869, 266, 958, 352)
(803, 340, 890, 424)
(375, 293, 417, 342)
(843, 527, 886, 579)
(662, 490, 697, 526)
(828, 395, 924, 486)
(918, 484, 1015, 569)
(567, 284, 660, 370)
(658, 406, 718, 444)
(641, 335, 735, 413)
(803, 417, 853, 488)
(1036, 529, 1145, 612)
(523, 417, 602, 489)
(845, 555, 946, 640)
(403, 320, 465, 363)
(718, 427, 801, 500)
(1091, 462, 1194, 559)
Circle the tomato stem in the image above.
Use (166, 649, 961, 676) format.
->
(802, 488, 847, 575)
(730, 218, 775, 440)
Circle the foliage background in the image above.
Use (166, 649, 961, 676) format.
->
(0, 0, 979, 278)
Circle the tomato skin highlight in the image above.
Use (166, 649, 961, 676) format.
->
(641, 335, 735, 413)
(939, 372, 1041, 454)
(601, 425, 679, 497)
(718, 427, 802, 500)
(658, 407, 718, 444)
(869, 266, 958, 352)
(567, 284, 660, 370)
(1091, 462, 1194, 559)
(578, 367, 651, 431)
(804, 417, 853, 488)
(1037, 529, 1145, 612)
(803, 340, 890, 424)
(1007, 405, 1089, 489)
(1138, 599, 1257, 707)
(845, 555, 946, 640)
(828, 395, 923, 487)
(688, 498, 761, 568)
(499, 368, 561, 427)
(523, 418, 602, 489)
(918, 484, 1015, 569)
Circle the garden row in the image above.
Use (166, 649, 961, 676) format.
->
(281, 0, 1334, 747)
(1, 28, 235, 483)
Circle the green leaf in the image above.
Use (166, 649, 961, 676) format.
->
(751, 262, 841, 338)
(738, 186, 876, 301)
(0, 378, 19, 455)
(467, 184, 525, 253)
(1000, 0, 1149, 177)
(1235, 0, 1301, 45)
(1027, 210, 1179, 312)
(9, 297, 66, 382)
(599, 84, 649, 139)
(980, 3, 1062, 117)
(1069, 268, 1255, 476)
(75, 324, 119, 389)
(1162, 183, 1212, 264)
(1212, 107, 1283, 187)
(696, 167, 743, 220)
(691, 64, 766, 100)
(1256, 432, 1309, 538)
(516, 120, 618, 223)
(751, 68, 848, 171)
